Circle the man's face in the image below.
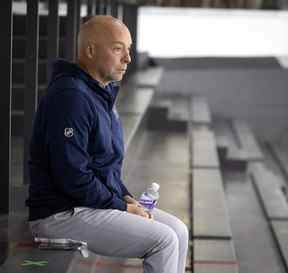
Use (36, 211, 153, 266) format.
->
(92, 25, 132, 86)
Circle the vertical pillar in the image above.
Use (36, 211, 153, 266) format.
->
(95, 0, 101, 14)
(65, 0, 80, 61)
(87, 0, 96, 16)
(76, 0, 82, 38)
(117, 3, 124, 20)
(106, 0, 112, 15)
(24, 0, 39, 185)
(123, 3, 138, 74)
(0, 0, 12, 214)
(47, 0, 60, 81)
(103, 0, 108, 14)
(111, 0, 119, 17)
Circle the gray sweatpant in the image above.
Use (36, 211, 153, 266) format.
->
(29, 207, 189, 273)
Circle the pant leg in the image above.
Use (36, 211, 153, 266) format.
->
(29, 207, 179, 273)
(152, 208, 189, 273)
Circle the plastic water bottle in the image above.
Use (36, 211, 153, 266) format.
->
(138, 182, 160, 211)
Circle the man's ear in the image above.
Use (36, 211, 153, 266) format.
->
(86, 44, 94, 59)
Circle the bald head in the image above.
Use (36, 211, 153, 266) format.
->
(77, 16, 129, 61)
(77, 15, 132, 85)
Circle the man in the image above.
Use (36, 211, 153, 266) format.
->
(26, 16, 188, 273)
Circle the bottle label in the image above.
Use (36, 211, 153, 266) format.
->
(139, 199, 156, 210)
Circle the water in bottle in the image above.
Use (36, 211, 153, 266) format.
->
(138, 182, 160, 211)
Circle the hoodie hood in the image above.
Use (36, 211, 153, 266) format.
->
(50, 59, 120, 104)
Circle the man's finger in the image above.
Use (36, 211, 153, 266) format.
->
(147, 212, 153, 219)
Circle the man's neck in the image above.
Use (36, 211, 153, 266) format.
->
(77, 60, 107, 88)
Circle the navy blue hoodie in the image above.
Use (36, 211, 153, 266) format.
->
(26, 59, 131, 221)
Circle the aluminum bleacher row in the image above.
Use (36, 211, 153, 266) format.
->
(188, 97, 238, 273)
(190, 95, 288, 273)
(250, 143, 288, 271)
(152, 93, 288, 273)
(151, 94, 240, 273)
(213, 105, 288, 272)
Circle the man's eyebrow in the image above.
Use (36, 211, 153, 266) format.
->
(112, 41, 132, 48)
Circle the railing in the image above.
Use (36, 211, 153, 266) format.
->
(0, 1, 13, 214)
(0, 0, 139, 214)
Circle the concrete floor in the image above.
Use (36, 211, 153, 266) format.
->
(224, 170, 286, 273)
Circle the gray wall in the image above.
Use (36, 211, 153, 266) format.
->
(158, 68, 288, 141)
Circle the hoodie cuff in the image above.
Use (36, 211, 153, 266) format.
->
(119, 182, 133, 198)
(111, 197, 127, 211)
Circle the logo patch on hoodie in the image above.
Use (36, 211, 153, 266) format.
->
(64, 128, 74, 138)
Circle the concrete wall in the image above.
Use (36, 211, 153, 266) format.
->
(138, 8, 288, 58)
(157, 68, 288, 141)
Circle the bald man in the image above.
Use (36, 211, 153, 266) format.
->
(26, 16, 188, 273)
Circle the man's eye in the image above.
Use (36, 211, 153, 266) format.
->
(113, 47, 122, 52)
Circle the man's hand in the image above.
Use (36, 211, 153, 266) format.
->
(126, 204, 150, 219)
(123, 195, 141, 207)
(124, 195, 153, 219)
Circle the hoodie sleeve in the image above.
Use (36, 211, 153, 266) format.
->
(46, 88, 127, 211)
(119, 177, 133, 197)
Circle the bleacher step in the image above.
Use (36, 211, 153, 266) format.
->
(214, 119, 247, 171)
(249, 162, 288, 220)
(193, 168, 232, 239)
(194, 263, 238, 273)
(0, 249, 76, 273)
(190, 96, 212, 125)
(0, 247, 144, 273)
(130, 67, 163, 88)
(167, 96, 190, 122)
(117, 87, 154, 114)
(270, 220, 288, 272)
(125, 130, 190, 228)
(124, 129, 191, 269)
(194, 239, 239, 273)
(148, 95, 189, 130)
(190, 125, 219, 168)
(117, 87, 154, 149)
(119, 113, 143, 149)
(269, 142, 288, 181)
(232, 119, 264, 161)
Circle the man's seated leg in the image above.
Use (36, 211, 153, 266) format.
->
(29, 208, 179, 273)
(152, 208, 189, 273)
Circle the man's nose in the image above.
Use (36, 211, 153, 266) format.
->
(123, 51, 131, 64)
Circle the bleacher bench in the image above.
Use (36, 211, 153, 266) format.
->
(130, 67, 163, 88)
(232, 119, 264, 161)
(214, 118, 247, 170)
(249, 161, 288, 271)
(269, 142, 288, 180)
(190, 125, 220, 168)
(192, 168, 232, 239)
(194, 239, 238, 273)
(188, 98, 238, 273)
(190, 96, 212, 125)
